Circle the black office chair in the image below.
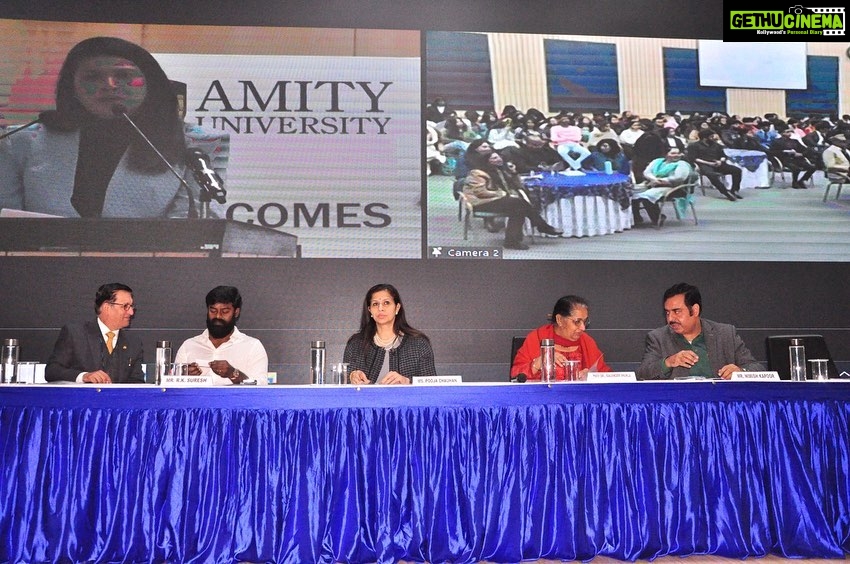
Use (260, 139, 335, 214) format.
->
(509, 335, 526, 381)
(765, 334, 838, 380)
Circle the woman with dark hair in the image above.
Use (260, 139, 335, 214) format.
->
(462, 141, 562, 250)
(0, 36, 218, 218)
(587, 139, 630, 174)
(511, 295, 611, 381)
(344, 284, 436, 385)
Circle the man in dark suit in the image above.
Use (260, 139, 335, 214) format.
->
(637, 282, 763, 380)
(45, 282, 145, 383)
(687, 129, 742, 200)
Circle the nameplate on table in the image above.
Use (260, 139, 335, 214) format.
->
(731, 371, 780, 381)
(412, 375, 463, 386)
(161, 374, 216, 386)
(586, 371, 636, 382)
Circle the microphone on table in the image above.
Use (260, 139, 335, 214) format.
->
(185, 148, 226, 204)
(512, 373, 527, 383)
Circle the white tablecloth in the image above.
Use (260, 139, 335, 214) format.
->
(543, 195, 633, 237)
(723, 148, 770, 189)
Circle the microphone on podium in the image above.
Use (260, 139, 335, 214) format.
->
(112, 104, 192, 190)
(0, 113, 45, 141)
(113, 105, 226, 217)
(512, 373, 527, 383)
(185, 148, 226, 204)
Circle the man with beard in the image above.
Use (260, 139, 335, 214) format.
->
(636, 282, 763, 380)
(174, 286, 268, 385)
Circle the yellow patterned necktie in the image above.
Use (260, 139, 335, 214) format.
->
(106, 331, 115, 354)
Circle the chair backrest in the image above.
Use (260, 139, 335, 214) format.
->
(765, 334, 838, 380)
(452, 177, 465, 201)
(509, 335, 526, 381)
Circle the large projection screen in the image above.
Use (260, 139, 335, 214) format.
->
(697, 40, 808, 89)
(0, 21, 420, 259)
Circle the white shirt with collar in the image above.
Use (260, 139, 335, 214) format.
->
(174, 326, 269, 385)
(75, 318, 121, 383)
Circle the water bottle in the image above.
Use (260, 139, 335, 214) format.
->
(310, 340, 326, 384)
(540, 338, 555, 383)
(789, 338, 806, 382)
(155, 340, 172, 385)
(604, 160, 613, 175)
(1, 338, 20, 384)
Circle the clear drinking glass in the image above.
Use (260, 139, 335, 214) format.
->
(809, 359, 829, 381)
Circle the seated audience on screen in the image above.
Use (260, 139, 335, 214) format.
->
(822, 134, 850, 174)
(732, 123, 769, 152)
(424, 97, 452, 126)
(549, 116, 591, 171)
(175, 286, 269, 385)
(658, 126, 686, 153)
(586, 119, 620, 149)
(686, 129, 741, 201)
(637, 282, 764, 380)
(512, 295, 611, 381)
(344, 284, 436, 385)
(0, 36, 224, 218)
(586, 139, 630, 175)
(630, 122, 667, 183)
(631, 148, 693, 227)
(513, 114, 541, 142)
(803, 120, 830, 165)
(462, 140, 562, 250)
(769, 129, 818, 189)
(618, 119, 645, 158)
(755, 120, 778, 149)
(512, 133, 564, 174)
(45, 282, 144, 384)
(487, 118, 523, 165)
(425, 122, 446, 176)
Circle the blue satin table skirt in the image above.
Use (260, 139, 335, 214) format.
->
(1, 382, 849, 563)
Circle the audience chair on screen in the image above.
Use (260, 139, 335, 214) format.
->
(823, 170, 848, 202)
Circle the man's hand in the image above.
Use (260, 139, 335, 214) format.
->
(665, 350, 699, 369)
(209, 360, 245, 383)
(717, 364, 741, 380)
(187, 362, 202, 376)
(83, 370, 112, 384)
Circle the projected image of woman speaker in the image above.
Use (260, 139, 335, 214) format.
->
(0, 36, 224, 219)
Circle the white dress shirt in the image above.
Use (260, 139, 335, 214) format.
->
(74, 319, 121, 383)
(174, 326, 269, 385)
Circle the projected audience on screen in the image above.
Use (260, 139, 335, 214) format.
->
(0, 36, 225, 219)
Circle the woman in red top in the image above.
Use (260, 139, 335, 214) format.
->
(511, 295, 611, 381)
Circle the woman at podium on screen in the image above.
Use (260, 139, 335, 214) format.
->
(344, 284, 436, 385)
(0, 36, 222, 219)
(511, 294, 611, 381)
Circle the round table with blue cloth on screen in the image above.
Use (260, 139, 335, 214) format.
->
(722, 148, 770, 189)
(522, 171, 634, 237)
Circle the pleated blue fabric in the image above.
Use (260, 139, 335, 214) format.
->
(1, 383, 848, 563)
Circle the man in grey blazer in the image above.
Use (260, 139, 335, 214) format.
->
(637, 282, 763, 380)
(45, 282, 145, 384)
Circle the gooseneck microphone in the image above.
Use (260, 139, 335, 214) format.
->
(113, 104, 187, 185)
(0, 115, 43, 141)
(112, 104, 201, 218)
